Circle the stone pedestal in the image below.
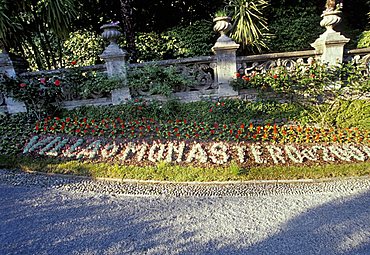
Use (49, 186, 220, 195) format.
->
(212, 35, 240, 96)
(311, 10, 349, 65)
(99, 23, 131, 104)
(0, 52, 26, 114)
(311, 31, 349, 66)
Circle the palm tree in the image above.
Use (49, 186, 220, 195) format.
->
(0, 0, 76, 70)
(227, 0, 270, 53)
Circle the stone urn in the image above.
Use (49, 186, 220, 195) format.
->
(100, 22, 122, 46)
(320, 10, 342, 33)
(213, 16, 232, 39)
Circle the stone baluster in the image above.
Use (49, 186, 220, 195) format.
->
(311, 0, 349, 65)
(99, 22, 131, 104)
(212, 16, 240, 97)
(0, 52, 26, 114)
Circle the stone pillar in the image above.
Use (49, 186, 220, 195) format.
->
(99, 22, 131, 104)
(0, 52, 26, 114)
(311, 4, 349, 65)
(212, 17, 240, 96)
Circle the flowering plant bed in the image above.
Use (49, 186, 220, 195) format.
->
(35, 116, 369, 144)
(24, 115, 370, 168)
(22, 134, 370, 168)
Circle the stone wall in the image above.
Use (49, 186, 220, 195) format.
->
(1, 47, 370, 115)
(1, 10, 370, 115)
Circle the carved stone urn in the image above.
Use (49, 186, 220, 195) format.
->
(213, 16, 232, 38)
(100, 22, 122, 46)
(320, 10, 342, 33)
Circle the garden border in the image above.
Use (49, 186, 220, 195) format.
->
(2, 168, 369, 197)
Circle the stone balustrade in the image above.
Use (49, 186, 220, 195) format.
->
(1, 8, 370, 115)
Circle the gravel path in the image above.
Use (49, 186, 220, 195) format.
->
(0, 169, 369, 255)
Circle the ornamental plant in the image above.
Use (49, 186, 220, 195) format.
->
(0, 74, 63, 119)
(35, 116, 370, 144)
(231, 60, 370, 127)
(61, 67, 123, 100)
(127, 64, 196, 97)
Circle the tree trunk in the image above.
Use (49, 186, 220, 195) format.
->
(119, 0, 137, 62)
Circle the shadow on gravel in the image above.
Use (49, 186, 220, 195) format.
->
(0, 181, 369, 255)
(216, 190, 370, 255)
(0, 185, 174, 254)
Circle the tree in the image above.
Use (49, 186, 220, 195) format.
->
(119, 0, 137, 62)
(0, 0, 77, 70)
(226, 0, 271, 53)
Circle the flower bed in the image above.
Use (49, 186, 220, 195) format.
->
(23, 134, 370, 167)
(35, 116, 369, 144)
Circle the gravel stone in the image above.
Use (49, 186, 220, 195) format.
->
(0, 168, 369, 254)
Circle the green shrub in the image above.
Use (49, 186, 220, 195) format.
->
(0, 74, 63, 119)
(79, 72, 124, 99)
(320, 100, 370, 129)
(357, 30, 370, 48)
(135, 32, 168, 62)
(0, 114, 36, 155)
(127, 64, 195, 96)
(63, 30, 105, 67)
(134, 20, 216, 62)
(164, 20, 216, 58)
(266, 7, 324, 52)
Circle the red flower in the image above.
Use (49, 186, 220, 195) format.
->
(40, 78, 46, 84)
(54, 79, 61, 86)
(235, 72, 241, 78)
(71, 60, 77, 65)
(209, 108, 213, 113)
(273, 74, 278, 79)
(242, 76, 250, 81)
(19, 83, 27, 88)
